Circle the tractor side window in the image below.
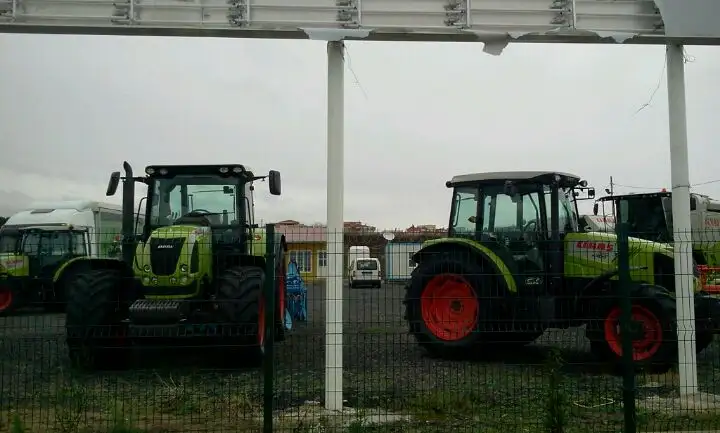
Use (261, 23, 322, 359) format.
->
(0, 233, 19, 253)
(483, 194, 517, 232)
(559, 189, 576, 233)
(521, 193, 541, 227)
(47, 233, 67, 255)
(451, 188, 478, 233)
(22, 233, 40, 255)
(542, 187, 575, 234)
(71, 232, 88, 255)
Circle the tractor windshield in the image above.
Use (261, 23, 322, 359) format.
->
(21, 230, 87, 257)
(611, 195, 671, 242)
(149, 175, 244, 228)
(0, 229, 20, 253)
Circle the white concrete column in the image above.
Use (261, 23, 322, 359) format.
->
(666, 42, 698, 395)
(325, 40, 345, 411)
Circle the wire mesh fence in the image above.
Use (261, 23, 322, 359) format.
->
(0, 227, 719, 433)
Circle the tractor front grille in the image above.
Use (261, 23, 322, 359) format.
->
(149, 237, 186, 276)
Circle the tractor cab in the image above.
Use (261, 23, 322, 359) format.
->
(104, 163, 282, 294)
(446, 171, 594, 285)
(406, 171, 720, 369)
(18, 225, 88, 278)
(595, 192, 673, 243)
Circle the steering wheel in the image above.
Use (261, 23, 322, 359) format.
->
(523, 220, 538, 232)
(523, 220, 540, 245)
(184, 209, 211, 216)
(174, 209, 213, 226)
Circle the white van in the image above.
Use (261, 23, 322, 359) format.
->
(348, 257, 382, 289)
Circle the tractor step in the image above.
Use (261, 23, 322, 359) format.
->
(128, 299, 187, 324)
(127, 322, 249, 339)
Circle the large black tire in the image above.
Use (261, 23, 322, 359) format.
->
(65, 269, 130, 370)
(587, 284, 715, 373)
(0, 276, 18, 316)
(586, 284, 685, 373)
(403, 252, 520, 359)
(216, 266, 265, 365)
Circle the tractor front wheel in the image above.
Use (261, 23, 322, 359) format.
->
(587, 284, 679, 373)
(216, 266, 266, 365)
(0, 281, 17, 316)
(65, 269, 130, 370)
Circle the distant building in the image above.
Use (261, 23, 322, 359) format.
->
(276, 222, 327, 282)
(344, 221, 376, 232)
(405, 224, 445, 234)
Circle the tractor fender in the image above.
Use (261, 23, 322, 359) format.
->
(53, 257, 133, 284)
(575, 265, 651, 321)
(237, 233, 287, 328)
(579, 265, 651, 297)
(412, 238, 517, 293)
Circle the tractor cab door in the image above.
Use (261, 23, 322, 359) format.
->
(477, 185, 550, 283)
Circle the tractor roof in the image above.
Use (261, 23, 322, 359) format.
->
(597, 192, 670, 202)
(446, 171, 581, 188)
(145, 164, 254, 178)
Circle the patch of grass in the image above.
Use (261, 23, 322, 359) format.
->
(52, 371, 93, 433)
(10, 412, 26, 433)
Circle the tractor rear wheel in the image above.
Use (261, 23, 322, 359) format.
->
(404, 254, 505, 358)
(586, 284, 680, 373)
(0, 280, 17, 316)
(65, 269, 130, 370)
(216, 266, 266, 365)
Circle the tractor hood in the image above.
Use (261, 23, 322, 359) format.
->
(569, 231, 674, 257)
(0, 253, 29, 277)
(134, 225, 212, 280)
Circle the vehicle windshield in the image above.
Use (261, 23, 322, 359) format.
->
(449, 183, 580, 240)
(150, 175, 243, 227)
(0, 230, 20, 253)
(610, 196, 671, 242)
(21, 230, 86, 256)
(356, 259, 378, 271)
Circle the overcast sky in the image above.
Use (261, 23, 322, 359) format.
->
(0, 35, 719, 230)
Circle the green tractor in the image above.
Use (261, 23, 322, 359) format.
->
(62, 162, 287, 369)
(403, 171, 720, 370)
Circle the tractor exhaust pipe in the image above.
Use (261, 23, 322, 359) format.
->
(121, 161, 136, 266)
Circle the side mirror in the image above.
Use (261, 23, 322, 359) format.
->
(268, 170, 281, 196)
(593, 203, 599, 215)
(106, 171, 121, 196)
(588, 188, 596, 199)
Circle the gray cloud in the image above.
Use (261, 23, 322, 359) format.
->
(1, 36, 719, 228)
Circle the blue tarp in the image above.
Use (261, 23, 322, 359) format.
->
(286, 259, 307, 322)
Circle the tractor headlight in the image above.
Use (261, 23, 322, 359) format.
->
(159, 168, 168, 175)
(143, 265, 150, 273)
(232, 166, 243, 173)
(180, 264, 188, 273)
(219, 167, 229, 174)
(145, 167, 155, 175)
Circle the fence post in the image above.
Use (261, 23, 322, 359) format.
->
(263, 223, 277, 433)
(616, 199, 637, 433)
